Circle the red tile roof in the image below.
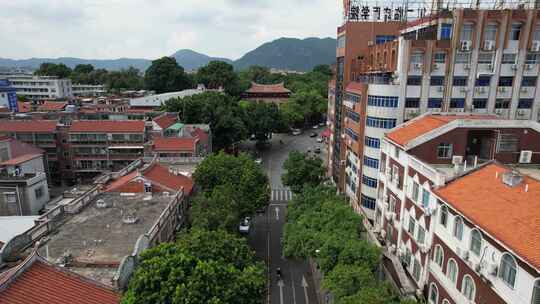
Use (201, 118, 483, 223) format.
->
(0, 153, 42, 166)
(0, 253, 120, 304)
(153, 137, 197, 152)
(69, 120, 145, 133)
(0, 120, 57, 133)
(38, 101, 68, 112)
(245, 82, 291, 94)
(0, 107, 10, 113)
(153, 113, 177, 129)
(345, 82, 364, 94)
(4, 137, 44, 158)
(386, 114, 498, 147)
(16, 102, 31, 113)
(192, 128, 208, 145)
(434, 163, 540, 271)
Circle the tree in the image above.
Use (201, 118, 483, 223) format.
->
(34, 62, 72, 78)
(190, 185, 239, 231)
(196, 61, 240, 96)
(73, 64, 94, 74)
(243, 102, 286, 142)
(312, 64, 333, 77)
(282, 151, 324, 193)
(122, 229, 265, 304)
(322, 264, 376, 300)
(144, 56, 191, 93)
(105, 67, 144, 91)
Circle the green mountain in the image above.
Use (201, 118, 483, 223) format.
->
(171, 49, 233, 71)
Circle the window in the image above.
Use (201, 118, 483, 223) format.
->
(454, 216, 464, 240)
(361, 194, 376, 209)
(522, 76, 537, 87)
(447, 259, 458, 284)
(345, 128, 359, 141)
(450, 98, 465, 108)
(518, 99, 533, 109)
(439, 205, 448, 227)
(411, 51, 424, 64)
(362, 175, 378, 188)
(420, 189, 430, 208)
(437, 143, 452, 159)
(428, 98, 442, 108)
(526, 53, 540, 64)
(475, 76, 491, 86)
(367, 95, 399, 107)
(389, 196, 396, 212)
(375, 35, 396, 44)
(4, 192, 16, 204)
(434, 52, 446, 63)
(408, 216, 416, 235)
(460, 23, 474, 41)
(499, 77, 514, 87)
(365, 136, 380, 148)
(404, 248, 412, 266)
(412, 182, 419, 201)
(417, 226, 425, 244)
(429, 283, 439, 304)
(441, 23, 453, 39)
(413, 259, 421, 281)
(442, 300, 450, 304)
(510, 23, 522, 41)
(366, 116, 397, 129)
(337, 35, 346, 48)
(453, 76, 468, 86)
(495, 99, 510, 109)
(532, 280, 540, 304)
(499, 253, 517, 288)
(433, 245, 444, 267)
(478, 52, 494, 64)
(473, 99, 487, 109)
(346, 109, 361, 122)
(405, 98, 420, 108)
(484, 23, 498, 41)
(344, 93, 361, 103)
(497, 133, 519, 152)
(455, 52, 471, 64)
(363, 156, 379, 169)
(34, 187, 44, 199)
(502, 53, 517, 64)
(462, 275, 476, 301)
(407, 76, 422, 86)
(430, 76, 445, 86)
(470, 229, 483, 256)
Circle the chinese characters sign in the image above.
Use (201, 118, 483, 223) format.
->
(345, 1, 428, 22)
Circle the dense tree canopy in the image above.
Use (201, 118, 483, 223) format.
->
(122, 229, 265, 304)
(144, 56, 192, 93)
(242, 102, 287, 142)
(34, 62, 72, 78)
(282, 151, 325, 193)
(195, 61, 241, 96)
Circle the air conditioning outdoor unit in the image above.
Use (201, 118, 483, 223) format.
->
(511, 64, 518, 70)
(452, 155, 463, 165)
(517, 110, 526, 116)
(415, 63, 423, 70)
(531, 40, 540, 52)
(519, 150, 533, 163)
(483, 40, 495, 51)
(432, 63, 439, 70)
(525, 64, 534, 70)
(460, 40, 472, 51)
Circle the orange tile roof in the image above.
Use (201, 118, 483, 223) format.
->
(0, 254, 120, 304)
(153, 137, 197, 152)
(38, 101, 68, 112)
(434, 163, 540, 270)
(69, 120, 145, 133)
(153, 113, 177, 129)
(0, 120, 57, 133)
(386, 114, 498, 147)
(245, 82, 291, 94)
(0, 153, 42, 166)
(345, 82, 364, 94)
(143, 163, 193, 194)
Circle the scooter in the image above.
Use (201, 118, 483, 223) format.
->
(276, 267, 282, 280)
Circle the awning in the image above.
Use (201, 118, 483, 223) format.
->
(167, 123, 184, 131)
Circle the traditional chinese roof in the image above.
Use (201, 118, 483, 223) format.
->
(0, 120, 57, 133)
(245, 82, 291, 94)
(69, 120, 145, 133)
(434, 163, 540, 271)
(153, 113, 178, 130)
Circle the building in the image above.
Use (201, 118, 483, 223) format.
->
(242, 82, 291, 104)
(0, 216, 39, 250)
(5, 75, 73, 100)
(372, 113, 540, 302)
(72, 84, 106, 97)
(129, 88, 205, 110)
(0, 136, 50, 216)
(17, 101, 68, 113)
(328, 4, 540, 221)
(0, 79, 17, 112)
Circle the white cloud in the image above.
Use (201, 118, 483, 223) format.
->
(0, 0, 340, 60)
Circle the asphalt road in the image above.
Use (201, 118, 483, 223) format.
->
(242, 128, 327, 304)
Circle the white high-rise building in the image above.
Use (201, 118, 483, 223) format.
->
(6, 75, 73, 100)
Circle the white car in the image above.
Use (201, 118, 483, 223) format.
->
(291, 129, 302, 136)
(316, 137, 323, 143)
(312, 125, 318, 129)
(239, 217, 251, 234)
(255, 158, 262, 164)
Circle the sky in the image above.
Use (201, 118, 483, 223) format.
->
(0, 0, 341, 60)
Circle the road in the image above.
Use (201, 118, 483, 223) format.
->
(242, 128, 327, 304)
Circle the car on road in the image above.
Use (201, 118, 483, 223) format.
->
(255, 158, 262, 164)
(291, 128, 302, 136)
(239, 217, 251, 234)
(309, 132, 317, 138)
(318, 122, 326, 127)
(316, 137, 323, 143)
(314, 147, 321, 154)
(312, 125, 318, 129)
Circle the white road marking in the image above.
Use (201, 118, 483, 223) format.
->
(278, 279, 284, 304)
(301, 275, 309, 304)
(275, 206, 280, 220)
(291, 272, 296, 304)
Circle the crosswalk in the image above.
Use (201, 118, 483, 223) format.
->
(271, 188, 293, 202)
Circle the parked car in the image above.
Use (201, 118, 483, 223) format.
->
(314, 147, 321, 154)
(239, 217, 251, 234)
(318, 122, 326, 127)
(316, 137, 323, 143)
(312, 125, 318, 129)
(291, 128, 302, 136)
(255, 158, 262, 164)
(309, 132, 317, 138)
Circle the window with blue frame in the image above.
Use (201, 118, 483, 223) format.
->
(521, 76, 537, 87)
(361, 194, 377, 210)
(376, 35, 396, 44)
(498, 77, 514, 87)
(518, 98, 533, 109)
(367, 95, 399, 107)
(428, 98, 442, 108)
(407, 76, 422, 86)
(365, 136, 380, 148)
(422, 189, 430, 208)
(440, 23, 453, 39)
(363, 156, 379, 169)
(450, 98, 465, 108)
(475, 76, 491, 86)
(430, 76, 445, 86)
(345, 128, 359, 141)
(362, 175, 378, 188)
(346, 109, 361, 123)
(453, 76, 468, 86)
(366, 116, 397, 129)
(473, 99, 487, 109)
(344, 93, 361, 103)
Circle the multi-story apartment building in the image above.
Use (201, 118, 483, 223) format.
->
(72, 83, 106, 97)
(373, 113, 540, 303)
(329, 4, 540, 221)
(4, 74, 73, 101)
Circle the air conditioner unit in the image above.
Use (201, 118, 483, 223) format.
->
(517, 110, 526, 116)
(461, 250, 470, 261)
(432, 63, 439, 70)
(460, 40, 472, 51)
(483, 40, 495, 51)
(519, 150, 533, 163)
(511, 64, 518, 70)
(452, 155, 463, 165)
(415, 63, 424, 70)
(525, 64, 534, 70)
(531, 40, 540, 52)
(437, 86, 444, 92)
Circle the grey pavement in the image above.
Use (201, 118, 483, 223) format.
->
(243, 128, 327, 304)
